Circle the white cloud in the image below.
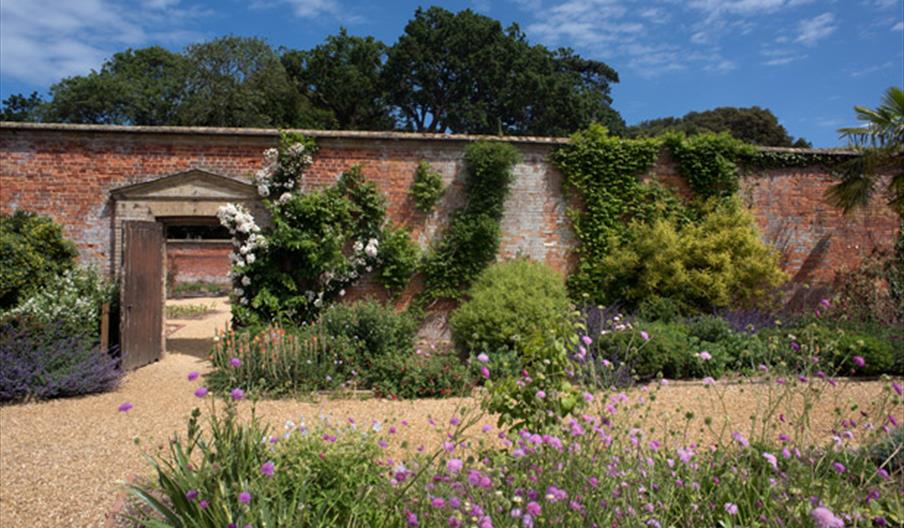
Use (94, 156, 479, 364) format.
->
(893, 22, 904, 31)
(283, 0, 341, 18)
(795, 12, 837, 45)
(850, 61, 894, 77)
(0, 0, 203, 86)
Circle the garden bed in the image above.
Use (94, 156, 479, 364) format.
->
(0, 353, 899, 527)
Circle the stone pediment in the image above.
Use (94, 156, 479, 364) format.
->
(111, 169, 256, 201)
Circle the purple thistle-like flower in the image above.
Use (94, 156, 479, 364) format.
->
(640, 330, 650, 341)
(187, 371, 199, 381)
(230, 357, 242, 368)
(581, 335, 592, 346)
(199, 499, 209, 509)
(480, 366, 490, 380)
(118, 402, 133, 413)
(238, 491, 251, 504)
(194, 386, 208, 398)
(832, 462, 846, 474)
(477, 353, 489, 363)
(450, 416, 461, 426)
(230, 388, 244, 401)
(703, 377, 716, 386)
(892, 381, 903, 396)
(535, 390, 546, 399)
(431, 497, 446, 509)
(447, 458, 463, 474)
(526, 501, 542, 516)
(852, 356, 865, 368)
(790, 341, 801, 353)
(697, 351, 712, 361)
(260, 461, 275, 477)
(811, 507, 844, 528)
(185, 489, 199, 501)
(732, 431, 749, 447)
(763, 452, 778, 470)
(405, 510, 419, 527)
(724, 503, 738, 516)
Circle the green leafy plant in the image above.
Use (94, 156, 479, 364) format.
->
(449, 259, 571, 356)
(421, 141, 519, 300)
(0, 210, 78, 310)
(663, 131, 756, 199)
(598, 198, 787, 313)
(369, 350, 473, 399)
(409, 160, 444, 212)
(376, 224, 420, 295)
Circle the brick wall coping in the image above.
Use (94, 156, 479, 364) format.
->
(0, 122, 859, 155)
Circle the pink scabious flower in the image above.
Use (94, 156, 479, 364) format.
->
(480, 366, 491, 380)
(118, 402, 133, 413)
(185, 489, 199, 501)
(447, 458, 463, 474)
(405, 510, 419, 527)
(450, 416, 461, 426)
(703, 377, 716, 386)
(477, 353, 490, 363)
(790, 341, 801, 353)
(832, 462, 846, 474)
(852, 356, 865, 368)
(583, 391, 594, 403)
(229, 357, 242, 368)
(199, 499, 209, 509)
(732, 431, 749, 447)
(697, 351, 712, 361)
(640, 330, 650, 341)
(811, 506, 844, 528)
(819, 298, 831, 309)
(535, 390, 546, 399)
(238, 491, 251, 504)
(187, 371, 199, 381)
(892, 381, 902, 396)
(724, 503, 738, 516)
(526, 501, 542, 516)
(763, 452, 778, 470)
(230, 388, 245, 401)
(260, 461, 275, 477)
(431, 497, 446, 509)
(581, 335, 592, 346)
(194, 386, 208, 398)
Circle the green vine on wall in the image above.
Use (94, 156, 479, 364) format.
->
(409, 161, 445, 212)
(551, 124, 662, 301)
(662, 131, 755, 199)
(421, 141, 520, 301)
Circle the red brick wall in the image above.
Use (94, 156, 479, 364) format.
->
(166, 241, 232, 287)
(1, 124, 898, 297)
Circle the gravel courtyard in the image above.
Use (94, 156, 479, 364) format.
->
(0, 353, 898, 528)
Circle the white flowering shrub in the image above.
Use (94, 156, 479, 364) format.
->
(219, 134, 418, 326)
(4, 267, 115, 339)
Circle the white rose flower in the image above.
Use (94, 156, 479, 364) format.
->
(234, 288, 244, 296)
(241, 275, 251, 286)
(245, 253, 256, 264)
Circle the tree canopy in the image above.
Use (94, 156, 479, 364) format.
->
(1, 8, 624, 136)
(628, 106, 810, 147)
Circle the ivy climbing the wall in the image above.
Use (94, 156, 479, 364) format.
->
(421, 141, 520, 301)
(409, 161, 444, 212)
(662, 131, 755, 199)
(219, 133, 419, 326)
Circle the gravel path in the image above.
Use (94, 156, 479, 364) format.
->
(0, 353, 899, 528)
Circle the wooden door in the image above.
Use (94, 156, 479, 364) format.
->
(120, 221, 164, 370)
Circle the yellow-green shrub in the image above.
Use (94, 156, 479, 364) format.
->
(599, 198, 786, 313)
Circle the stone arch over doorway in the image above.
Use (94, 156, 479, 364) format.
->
(110, 169, 263, 368)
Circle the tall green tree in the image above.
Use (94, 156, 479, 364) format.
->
(826, 86, 904, 215)
(0, 92, 45, 122)
(383, 6, 623, 135)
(44, 47, 189, 125)
(281, 29, 394, 130)
(628, 106, 809, 147)
(179, 36, 302, 128)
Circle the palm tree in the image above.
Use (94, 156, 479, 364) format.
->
(825, 86, 904, 216)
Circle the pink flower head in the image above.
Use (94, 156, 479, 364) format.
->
(260, 461, 275, 477)
(697, 351, 712, 361)
(187, 371, 199, 381)
(724, 503, 738, 516)
(763, 452, 778, 470)
(581, 335, 592, 346)
(819, 298, 831, 309)
(447, 458, 463, 474)
(832, 462, 846, 474)
(480, 366, 490, 380)
(477, 353, 490, 363)
(790, 341, 801, 353)
(703, 377, 715, 386)
(194, 386, 209, 398)
(732, 431, 749, 447)
(526, 501, 542, 516)
(238, 491, 251, 504)
(118, 402, 133, 413)
(230, 388, 245, 401)
(892, 381, 902, 396)
(229, 357, 242, 368)
(852, 356, 865, 368)
(811, 506, 844, 528)
(640, 330, 650, 341)
(431, 497, 445, 509)
(535, 390, 546, 399)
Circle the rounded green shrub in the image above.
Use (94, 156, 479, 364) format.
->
(0, 211, 78, 310)
(449, 259, 571, 354)
(319, 300, 417, 376)
(596, 321, 693, 380)
(369, 351, 473, 399)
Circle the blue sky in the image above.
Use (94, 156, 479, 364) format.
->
(1, 0, 902, 146)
